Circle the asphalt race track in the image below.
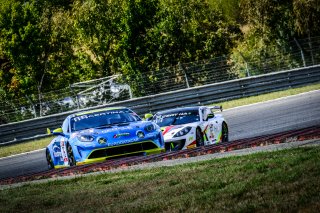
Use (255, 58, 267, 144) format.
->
(1, 90, 320, 180)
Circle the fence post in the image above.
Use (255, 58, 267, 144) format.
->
(308, 33, 315, 65)
(69, 85, 80, 110)
(179, 62, 190, 88)
(127, 85, 133, 99)
(294, 38, 306, 67)
(239, 52, 251, 77)
(25, 95, 37, 118)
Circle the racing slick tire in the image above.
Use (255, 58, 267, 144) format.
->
(67, 143, 76, 166)
(46, 149, 54, 170)
(196, 128, 204, 147)
(222, 122, 229, 142)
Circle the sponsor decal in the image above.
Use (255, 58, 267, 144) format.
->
(113, 132, 130, 138)
(53, 152, 62, 157)
(60, 138, 69, 166)
(107, 139, 138, 146)
(101, 126, 133, 133)
(53, 145, 62, 157)
(73, 111, 126, 122)
(187, 140, 197, 149)
(209, 124, 215, 140)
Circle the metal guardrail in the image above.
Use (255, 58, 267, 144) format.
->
(0, 65, 319, 145)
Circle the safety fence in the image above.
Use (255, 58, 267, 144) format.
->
(0, 65, 319, 144)
(1, 36, 320, 125)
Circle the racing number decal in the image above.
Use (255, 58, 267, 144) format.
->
(60, 138, 69, 166)
(203, 124, 215, 144)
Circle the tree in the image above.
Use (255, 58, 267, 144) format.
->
(293, 0, 320, 37)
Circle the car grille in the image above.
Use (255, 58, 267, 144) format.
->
(88, 141, 158, 159)
(165, 139, 186, 151)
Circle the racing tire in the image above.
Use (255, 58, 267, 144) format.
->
(221, 122, 229, 142)
(196, 128, 204, 147)
(67, 144, 76, 166)
(46, 149, 54, 170)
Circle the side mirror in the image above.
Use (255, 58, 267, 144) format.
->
(52, 128, 65, 136)
(144, 113, 153, 121)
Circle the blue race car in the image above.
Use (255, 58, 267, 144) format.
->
(46, 107, 165, 169)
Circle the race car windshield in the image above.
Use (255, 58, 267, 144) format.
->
(152, 110, 200, 127)
(70, 109, 141, 132)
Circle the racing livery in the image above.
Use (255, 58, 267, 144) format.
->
(46, 107, 165, 169)
(149, 106, 228, 151)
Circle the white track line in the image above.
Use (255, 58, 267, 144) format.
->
(0, 148, 45, 160)
(223, 89, 320, 112)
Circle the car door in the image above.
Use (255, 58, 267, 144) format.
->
(204, 107, 223, 144)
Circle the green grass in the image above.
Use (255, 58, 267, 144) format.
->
(0, 137, 53, 158)
(0, 83, 319, 158)
(1, 146, 320, 212)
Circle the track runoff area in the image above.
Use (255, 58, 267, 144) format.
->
(1, 125, 319, 187)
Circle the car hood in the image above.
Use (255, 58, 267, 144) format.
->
(70, 121, 158, 145)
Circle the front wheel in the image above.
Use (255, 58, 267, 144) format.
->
(221, 122, 229, 142)
(46, 149, 54, 170)
(196, 128, 204, 147)
(67, 144, 76, 166)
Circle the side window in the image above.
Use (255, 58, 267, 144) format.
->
(208, 109, 215, 119)
(62, 118, 69, 133)
(207, 113, 214, 119)
(202, 108, 215, 121)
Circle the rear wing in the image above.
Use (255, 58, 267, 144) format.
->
(208, 105, 223, 112)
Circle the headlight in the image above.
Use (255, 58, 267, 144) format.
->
(144, 123, 155, 132)
(173, 127, 192, 137)
(78, 135, 94, 142)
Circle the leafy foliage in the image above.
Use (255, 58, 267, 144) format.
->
(0, 0, 319, 99)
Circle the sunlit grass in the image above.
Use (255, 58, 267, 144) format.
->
(0, 137, 53, 158)
(1, 83, 319, 158)
(1, 146, 320, 212)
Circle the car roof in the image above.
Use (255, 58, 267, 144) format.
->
(155, 106, 201, 114)
(72, 107, 128, 117)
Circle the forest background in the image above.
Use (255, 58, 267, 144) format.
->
(0, 0, 319, 102)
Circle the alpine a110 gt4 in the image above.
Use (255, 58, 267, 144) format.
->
(148, 106, 228, 151)
(46, 107, 165, 169)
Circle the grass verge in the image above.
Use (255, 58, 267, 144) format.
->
(1, 146, 320, 212)
(1, 83, 319, 158)
(0, 137, 53, 158)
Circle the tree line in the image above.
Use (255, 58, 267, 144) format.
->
(0, 0, 319, 100)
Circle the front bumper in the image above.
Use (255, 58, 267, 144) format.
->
(76, 140, 165, 166)
(165, 139, 186, 151)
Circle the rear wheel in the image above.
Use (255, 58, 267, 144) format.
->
(46, 149, 54, 170)
(67, 144, 76, 166)
(196, 128, 204, 147)
(221, 122, 229, 142)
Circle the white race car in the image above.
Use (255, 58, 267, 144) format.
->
(148, 106, 228, 151)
